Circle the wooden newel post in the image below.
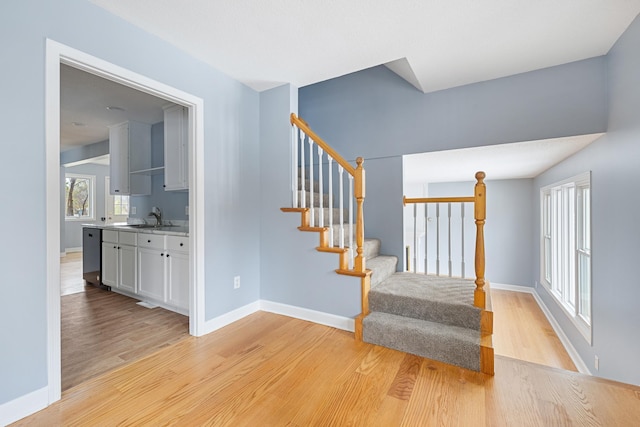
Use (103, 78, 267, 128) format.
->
(354, 157, 366, 273)
(474, 171, 486, 309)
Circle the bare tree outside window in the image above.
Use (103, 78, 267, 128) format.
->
(65, 174, 94, 219)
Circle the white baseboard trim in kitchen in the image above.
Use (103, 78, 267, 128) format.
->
(65, 247, 82, 253)
(0, 386, 48, 426)
(200, 301, 261, 336)
(491, 283, 591, 375)
(260, 300, 355, 332)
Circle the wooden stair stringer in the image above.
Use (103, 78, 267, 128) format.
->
(480, 281, 494, 375)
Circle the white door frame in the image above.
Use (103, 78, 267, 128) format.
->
(45, 39, 206, 403)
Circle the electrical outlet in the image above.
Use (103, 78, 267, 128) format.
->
(594, 355, 599, 370)
(131, 207, 137, 215)
(234, 276, 240, 289)
(185, 205, 189, 216)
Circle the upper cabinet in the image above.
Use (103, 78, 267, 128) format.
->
(109, 121, 152, 195)
(163, 105, 189, 191)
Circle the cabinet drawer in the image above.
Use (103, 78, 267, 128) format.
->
(103, 229, 119, 243)
(119, 231, 138, 246)
(166, 235, 189, 253)
(138, 233, 166, 250)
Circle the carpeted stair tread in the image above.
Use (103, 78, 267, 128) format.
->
(310, 208, 348, 226)
(363, 238, 381, 259)
(298, 190, 329, 207)
(363, 311, 480, 371)
(367, 255, 398, 288)
(369, 272, 480, 330)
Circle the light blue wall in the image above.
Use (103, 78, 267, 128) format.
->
(428, 179, 534, 287)
(62, 163, 110, 250)
(0, 0, 260, 405)
(130, 122, 189, 222)
(60, 140, 109, 164)
(300, 57, 607, 265)
(533, 14, 640, 386)
(259, 85, 361, 316)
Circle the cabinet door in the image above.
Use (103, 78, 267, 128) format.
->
(163, 105, 188, 191)
(101, 242, 118, 288)
(119, 244, 137, 293)
(109, 122, 130, 195)
(137, 247, 166, 302)
(166, 251, 189, 310)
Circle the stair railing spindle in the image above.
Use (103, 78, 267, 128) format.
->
(338, 165, 344, 249)
(291, 125, 298, 207)
(300, 130, 306, 209)
(349, 174, 354, 269)
(424, 204, 428, 275)
(413, 204, 418, 273)
(436, 203, 440, 276)
(461, 203, 466, 278)
(328, 158, 334, 246)
(308, 137, 315, 227)
(448, 202, 452, 277)
(318, 147, 324, 227)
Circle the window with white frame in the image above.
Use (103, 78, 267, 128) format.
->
(65, 173, 95, 221)
(540, 172, 591, 342)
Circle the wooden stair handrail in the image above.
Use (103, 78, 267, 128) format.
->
(403, 171, 487, 309)
(291, 113, 356, 176)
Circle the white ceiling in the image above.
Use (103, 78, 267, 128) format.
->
(89, 0, 640, 92)
(403, 133, 603, 185)
(60, 64, 170, 151)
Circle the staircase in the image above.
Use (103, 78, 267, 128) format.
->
(283, 114, 494, 375)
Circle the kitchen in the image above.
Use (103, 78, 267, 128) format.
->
(60, 64, 191, 390)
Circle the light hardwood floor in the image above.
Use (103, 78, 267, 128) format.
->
(59, 252, 189, 391)
(15, 311, 640, 426)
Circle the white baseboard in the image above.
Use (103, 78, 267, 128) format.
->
(65, 247, 82, 253)
(260, 300, 355, 332)
(200, 301, 261, 336)
(490, 283, 591, 375)
(0, 386, 48, 426)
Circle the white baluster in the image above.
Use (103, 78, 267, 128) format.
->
(308, 137, 314, 227)
(461, 203, 466, 278)
(424, 203, 428, 275)
(413, 204, 418, 273)
(318, 147, 324, 227)
(292, 126, 298, 207)
(338, 166, 344, 249)
(328, 158, 334, 246)
(436, 203, 440, 276)
(300, 130, 306, 209)
(349, 174, 354, 269)
(448, 202, 452, 277)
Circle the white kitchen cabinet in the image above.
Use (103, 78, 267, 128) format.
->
(137, 234, 167, 302)
(163, 104, 188, 191)
(166, 235, 189, 310)
(101, 230, 137, 293)
(101, 242, 118, 288)
(109, 120, 152, 195)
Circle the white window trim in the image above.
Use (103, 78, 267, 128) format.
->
(64, 173, 96, 221)
(540, 171, 592, 344)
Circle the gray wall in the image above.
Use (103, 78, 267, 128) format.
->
(300, 57, 607, 266)
(533, 14, 640, 386)
(0, 0, 260, 405)
(428, 179, 534, 287)
(62, 163, 110, 250)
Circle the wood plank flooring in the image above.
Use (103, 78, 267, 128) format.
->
(59, 252, 189, 391)
(491, 288, 577, 371)
(15, 312, 640, 426)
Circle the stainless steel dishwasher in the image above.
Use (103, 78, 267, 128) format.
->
(82, 226, 103, 288)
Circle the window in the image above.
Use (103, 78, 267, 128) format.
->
(105, 177, 129, 223)
(65, 174, 95, 221)
(540, 172, 591, 342)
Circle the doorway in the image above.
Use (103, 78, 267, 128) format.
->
(46, 39, 205, 402)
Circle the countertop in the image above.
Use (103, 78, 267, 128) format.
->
(83, 223, 189, 237)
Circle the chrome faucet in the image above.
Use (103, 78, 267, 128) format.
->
(149, 207, 162, 226)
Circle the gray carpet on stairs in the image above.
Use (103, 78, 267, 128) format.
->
(363, 311, 480, 371)
(369, 273, 480, 330)
(366, 256, 399, 287)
